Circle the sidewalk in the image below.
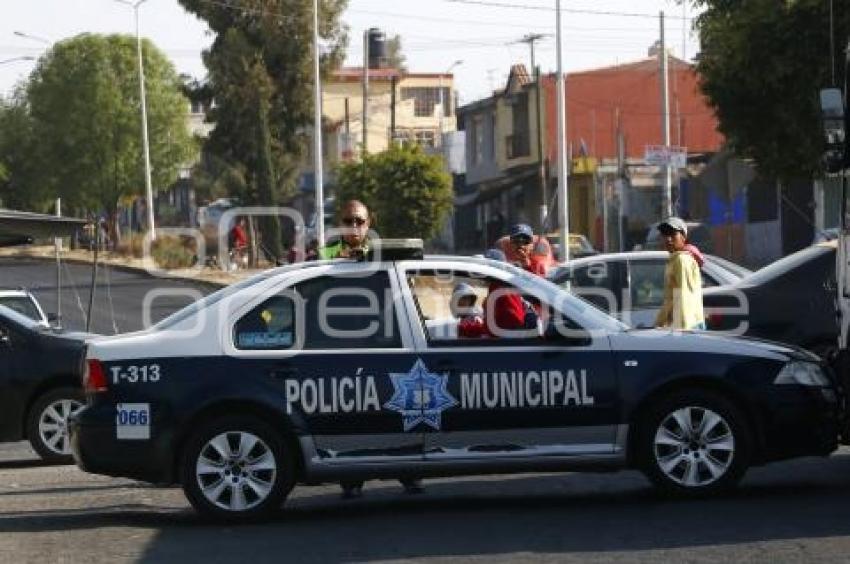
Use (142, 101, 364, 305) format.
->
(0, 245, 261, 287)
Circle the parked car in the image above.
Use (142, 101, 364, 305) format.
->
(703, 242, 838, 360)
(548, 251, 752, 328)
(639, 221, 714, 254)
(545, 232, 598, 260)
(71, 247, 837, 522)
(0, 305, 94, 462)
(0, 288, 51, 326)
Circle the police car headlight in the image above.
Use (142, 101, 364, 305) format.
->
(773, 361, 830, 387)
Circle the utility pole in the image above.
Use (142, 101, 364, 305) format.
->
(117, 0, 156, 240)
(535, 65, 547, 232)
(555, 0, 570, 262)
(362, 30, 370, 154)
(659, 11, 673, 218)
(390, 74, 397, 141)
(312, 0, 325, 246)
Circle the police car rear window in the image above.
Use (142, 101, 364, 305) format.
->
(233, 272, 402, 350)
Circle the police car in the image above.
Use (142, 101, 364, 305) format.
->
(70, 241, 839, 521)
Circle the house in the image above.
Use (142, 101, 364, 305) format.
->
(456, 49, 727, 255)
(293, 65, 458, 226)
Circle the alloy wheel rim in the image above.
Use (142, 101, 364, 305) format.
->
(196, 431, 278, 512)
(38, 398, 84, 456)
(653, 406, 735, 487)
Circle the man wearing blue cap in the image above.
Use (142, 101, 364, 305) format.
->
(496, 223, 553, 276)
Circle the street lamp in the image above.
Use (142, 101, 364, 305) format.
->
(438, 60, 463, 145)
(0, 56, 35, 65)
(115, 0, 156, 241)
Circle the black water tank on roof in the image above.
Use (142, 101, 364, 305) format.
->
(367, 28, 387, 69)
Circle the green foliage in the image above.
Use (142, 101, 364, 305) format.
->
(692, 0, 849, 179)
(335, 144, 454, 241)
(0, 96, 49, 210)
(18, 33, 196, 214)
(386, 35, 407, 71)
(178, 0, 348, 208)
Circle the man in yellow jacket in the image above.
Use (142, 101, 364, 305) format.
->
(654, 217, 706, 330)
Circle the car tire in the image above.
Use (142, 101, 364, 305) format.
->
(26, 387, 85, 464)
(180, 415, 295, 522)
(636, 390, 751, 496)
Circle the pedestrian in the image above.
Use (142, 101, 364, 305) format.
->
(318, 200, 371, 260)
(654, 217, 706, 330)
(331, 199, 423, 498)
(496, 223, 553, 277)
(228, 217, 248, 270)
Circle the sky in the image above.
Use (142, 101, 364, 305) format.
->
(0, 0, 702, 105)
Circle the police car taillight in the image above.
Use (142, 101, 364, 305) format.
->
(83, 359, 108, 393)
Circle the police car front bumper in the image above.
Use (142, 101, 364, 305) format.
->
(756, 386, 839, 462)
(69, 405, 175, 484)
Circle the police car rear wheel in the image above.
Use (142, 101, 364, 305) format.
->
(181, 416, 294, 521)
(26, 387, 85, 463)
(638, 390, 751, 496)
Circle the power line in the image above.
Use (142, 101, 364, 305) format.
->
(442, 0, 694, 20)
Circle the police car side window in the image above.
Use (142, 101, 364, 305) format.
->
(234, 296, 297, 350)
(297, 272, 402, 350)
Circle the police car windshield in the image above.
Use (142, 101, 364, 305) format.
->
(153, 269, 282, 331)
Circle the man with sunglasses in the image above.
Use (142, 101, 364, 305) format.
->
(496, 223, 553, 277)
(318, 200, 372, 260)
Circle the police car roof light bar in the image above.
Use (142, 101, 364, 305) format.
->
(365, 238, 424, 261)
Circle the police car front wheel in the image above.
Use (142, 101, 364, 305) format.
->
(637, 390, 752, 496)
(180, 415, 295, 521)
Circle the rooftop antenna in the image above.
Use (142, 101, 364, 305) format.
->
(514, 33, 551, 71)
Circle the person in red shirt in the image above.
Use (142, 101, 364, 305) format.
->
(496, 223, 553, 277)
(228, 217, 248, 270)
(458, 249, 538, 338)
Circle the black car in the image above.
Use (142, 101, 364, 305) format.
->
(71, 251, 839, 521)
(703, 242, 838, 360)
(0, 305, 91, 462)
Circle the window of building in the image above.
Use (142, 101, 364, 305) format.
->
(414, 130, 437, 148)
(233, 272, 402, 350)
(401, 87, 452, 117)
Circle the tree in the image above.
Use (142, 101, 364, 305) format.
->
(692, 0, 849, 179)
(386, 35, 407, 72)
(178, 0, 348, 259)
(335, 144, 453, 241)
(20, 33, 196, 233)
(0, 95, 47, 210)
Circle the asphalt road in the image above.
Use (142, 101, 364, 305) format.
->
(0, 257, 218, 335)
(4, 441, 850, 563)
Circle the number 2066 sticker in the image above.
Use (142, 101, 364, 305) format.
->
(116, 403, 150, 440)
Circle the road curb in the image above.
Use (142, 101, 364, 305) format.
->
(0, 250, 250, 289)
